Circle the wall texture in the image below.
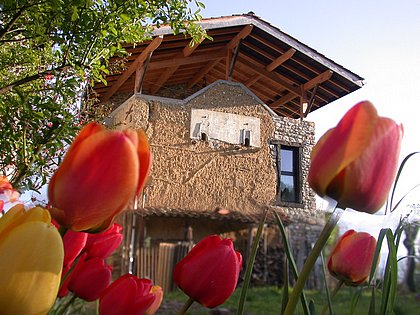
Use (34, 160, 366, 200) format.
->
(106, 81, 318, 226)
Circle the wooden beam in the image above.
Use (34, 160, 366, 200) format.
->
(303, 70, 333, 90)
(183, 38, 203, 57)
(237, 55, 301, 96)
(269, 93, 298, 109)
(134, 51, 152, 94)
(245, 48, 296, 87)
(244, 75, 261, 87)
(227, 25, 253, 50)
(187, 58, 222, 88)
(101, 36, 163, 103)
(270, 70, 333, 111)
(187, 26, 253, 89)
(148, 50, 225, 70)
(151, 38, 204, 94)
(266, 48, 296, 72)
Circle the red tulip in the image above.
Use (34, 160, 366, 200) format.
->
(68, 253, 112, 301)
(62, 230, 88, 269)
(84, 223, 123, 259)
(48, 122, 151, 232)
(328, 229, 377, 286)
(99, 274, 156, 315)
(173, 235, 242, 308)
(308, 101, 403, 213)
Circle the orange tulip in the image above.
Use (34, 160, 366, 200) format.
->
(328, 229, 377, 286)
(308, 101, 403, 213)
(48, 122, 151, 232)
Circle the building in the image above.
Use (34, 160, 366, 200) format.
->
(93, 13, 363, 290)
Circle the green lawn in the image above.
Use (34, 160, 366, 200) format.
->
(162, 286, 419, 315)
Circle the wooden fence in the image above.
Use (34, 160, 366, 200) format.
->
(137, 241, 194, 292)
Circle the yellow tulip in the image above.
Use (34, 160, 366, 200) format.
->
(0, 205, 64, 315)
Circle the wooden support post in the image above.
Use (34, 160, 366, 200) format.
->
(134, 52, 152, 94)
(228, 41, 241, 80)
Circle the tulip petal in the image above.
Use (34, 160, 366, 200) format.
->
(99, 275, 140, 315)
(334, 118, 403, 212)
(145, 286, 163, 315)
(0, 219, 63, 314)
(309, 101, 378, 197)
(135, 129, 152, 195)
(49, 130, 139, 231)
(68, 256, 112, 301)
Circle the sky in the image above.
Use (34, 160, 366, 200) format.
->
(197, 0, 420, 260)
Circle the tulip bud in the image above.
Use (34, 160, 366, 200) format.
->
(173, 235, 243, 308)
(99, 274, 157, 315)
(328, 229, 377, 286)
(68, 253, 112, 301)
(84, 223, 123, 259)
(0, 205, 64, 314)
(308, 101, 403, 213)
(48, 122, 151, 232)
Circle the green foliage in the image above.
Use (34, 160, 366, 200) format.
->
(0, 0, 206, 190)
(165, 286, 419, 315)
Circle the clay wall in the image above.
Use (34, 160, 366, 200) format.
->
(106, 81, 317, 223)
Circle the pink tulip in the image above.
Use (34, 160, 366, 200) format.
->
(173, 235, 242, 308)
(99, 274, 157, 315)
(67, 254, 112, 301)
(48, 122, 151, 232)
(84, 223, 123, 259)
(308, 101, 403, 213)
(328, 229, 377, 285)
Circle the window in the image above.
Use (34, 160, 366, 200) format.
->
(273, 144, 301, 204)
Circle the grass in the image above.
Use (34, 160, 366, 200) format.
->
(163, 286, 419, 315)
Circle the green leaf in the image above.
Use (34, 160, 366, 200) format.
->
(281, 256, 289, 315)
(237, 209, 268, 315)
(379, 229, 398, 315)
(309, 300, 316, 315)
(320, 252, 333, 315)
(273, 210, 311, 315)
(349, 288, 361, 315)
(368, 286, 376, 315)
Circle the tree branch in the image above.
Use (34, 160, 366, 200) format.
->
(0, 66, 70, 95)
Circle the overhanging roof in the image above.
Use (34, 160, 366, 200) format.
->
(93, 13, 364, 118)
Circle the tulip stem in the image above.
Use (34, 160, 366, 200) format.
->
(178, 297, 194, 315)
(237, 209, 268, 315)
(283, 199, 342, 315)
(320, 280, 344, 315)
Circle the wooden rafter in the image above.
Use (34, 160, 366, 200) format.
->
(246, 48, 296, 87)
(266, 48, 296, 72)
(101, 36, 163, 103)
(270, 70, 333, 110)
(188, 58, 222, 88)
(151, 38, 204, 94)
(237, 55, 300, 96)
(134, 52, 152, 94)
(148, 51, 226, 70)
(188, 25, 253, 88)
(226, 25, 253, 50)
